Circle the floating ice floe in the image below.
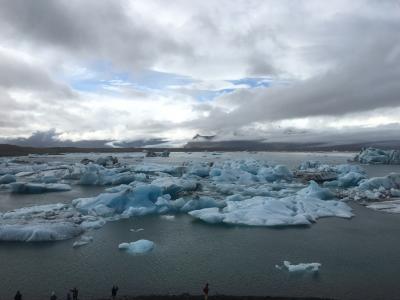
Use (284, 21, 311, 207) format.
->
(366, 199, 400, 213)
(0, 203, 89, 242)
(276, 261, 321, 272)
(0, 222, 83, 242)
(118, 239, 154, 254)
(130, 228, 144, 232)
(10, 182, 71, 194)
(354, 148, 400, 165)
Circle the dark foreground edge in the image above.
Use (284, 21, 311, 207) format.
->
(98, 295, 336, 300)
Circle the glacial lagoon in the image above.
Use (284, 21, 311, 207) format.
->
(0, 151, 400, 300)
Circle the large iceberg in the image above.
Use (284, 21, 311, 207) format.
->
(189, 182, 353, 227)
(354, 148, 400, 165)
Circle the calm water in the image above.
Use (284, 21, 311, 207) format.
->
(1, 152, 400, 300)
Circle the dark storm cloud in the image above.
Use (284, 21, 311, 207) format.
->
(0, 129, 169, 148)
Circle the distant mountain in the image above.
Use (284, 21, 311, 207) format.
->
(192, 134, 216, 141)
(184, 138, 400, 151)
(0, 130, 169, 149)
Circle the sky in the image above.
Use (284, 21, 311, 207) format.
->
(0, 0, 399, 146)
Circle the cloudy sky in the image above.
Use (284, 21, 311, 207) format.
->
(0, 0, 399, 146)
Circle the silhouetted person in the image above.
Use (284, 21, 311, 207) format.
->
(70, 288, 78, 300)
(203, 283, 209, 300)
(14, 291, 22, 300)
(66, 292, 71, 300)
(50, 291, 57, 300)
(111, 285, 119, 300)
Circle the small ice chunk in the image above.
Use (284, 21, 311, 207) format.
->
(277, 260, 321, 272)
(130, 228, 144, 232)
(160, 215, 175, 220)
(73, 235, 93, 248)
(118, 239, 154, 254)
(80, 219, 106, 230)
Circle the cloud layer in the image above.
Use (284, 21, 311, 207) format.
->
(0, 0, 399, 145)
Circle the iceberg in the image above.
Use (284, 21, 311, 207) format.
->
(73, 184, 163, 216)
(118, 239, 154, 254)
(354, 148, 400, 165)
